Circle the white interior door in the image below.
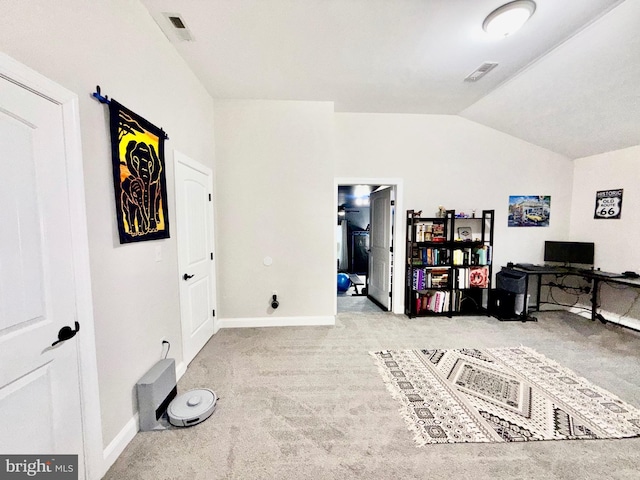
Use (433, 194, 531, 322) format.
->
(175, 151, 216, 366)
(0, 73, 86, 464)
(368, 187, 393, 310)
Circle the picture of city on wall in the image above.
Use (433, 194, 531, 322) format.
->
(508, 195, 551, 227)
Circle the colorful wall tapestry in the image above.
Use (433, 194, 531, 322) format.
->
(508, 195, 550, 227)
(109, 100, 170, 243)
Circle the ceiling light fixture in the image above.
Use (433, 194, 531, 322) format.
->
(483, 0, 536, 38)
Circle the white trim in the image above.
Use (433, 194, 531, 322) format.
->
(219, 316, 335, 329)
(102, 413, 139, 475)
(334, 177, 405, 315)
(101, 360, 186, 475)
(0, 52, 104, 479)
(569, 306, 640, 332)
(175, 361, 188, 380)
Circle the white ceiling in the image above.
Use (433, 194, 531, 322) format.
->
(140, 0, 639, 159)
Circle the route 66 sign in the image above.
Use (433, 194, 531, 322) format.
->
(594, 189, 623, 219)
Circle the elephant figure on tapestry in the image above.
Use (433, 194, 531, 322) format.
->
(121, 175, 146, 235)
(121, 140, 163, 235)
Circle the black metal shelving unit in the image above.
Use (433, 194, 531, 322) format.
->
(405, 209, 494, 318)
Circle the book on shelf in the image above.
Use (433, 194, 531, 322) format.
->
(410, 247, 449, 266)
(430, 268, 449, 288)
(414, 290, 450, 314)
(452, 246, 492, 266)
(415, 222, 445, 243)
(412, 267, 450, 289)
(473, 245, 492, 266)
(455, 268, 470, 289)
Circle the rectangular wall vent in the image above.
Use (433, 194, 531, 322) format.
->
(168, 16, 186, 29)
(161, 12, 194, 41)
(464, 62, 498, 82)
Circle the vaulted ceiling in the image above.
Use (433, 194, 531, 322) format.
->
(140, 0, 640, 159)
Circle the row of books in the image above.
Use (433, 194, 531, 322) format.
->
(414, 290, 482, 315)
(412, 265, 490, 290)
(411, 247, 450, 266)
(452, 245, 492, 266)
(414, 222, 445, 242)
(412, 268, 449, 290)
(415, 290, 450, 313)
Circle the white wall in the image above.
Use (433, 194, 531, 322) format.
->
(569, 145, 640, 329)
(213, 100, 335, 323)
(0, 0, 216, 451)
(570, 145, 640, 273)
(335, 113, 574, 274)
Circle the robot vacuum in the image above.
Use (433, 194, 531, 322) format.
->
(167, 388, 217, 427)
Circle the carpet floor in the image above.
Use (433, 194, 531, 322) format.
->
(104, 310, 640, 480)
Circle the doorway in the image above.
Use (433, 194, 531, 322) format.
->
(174, 151, 217, 367)
(334, 178, 404, 315)
(0, 52, 102, 478)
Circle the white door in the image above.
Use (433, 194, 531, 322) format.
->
(0, 73, 86, 464)
(368, 187, 393, 310)
(175, 151, 216, 366)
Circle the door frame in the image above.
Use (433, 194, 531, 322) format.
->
(0, 53, 103, 478)
(334, 177, 404, 315)
(174, 150, 218, 366)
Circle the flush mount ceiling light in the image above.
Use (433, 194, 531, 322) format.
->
(483, 0, 536, 38)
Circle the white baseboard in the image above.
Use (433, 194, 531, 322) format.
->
(569, 305, 640, 332)
(101, 360, 187, 476)
(219, 315, 335, 329)
(102, 413, 139, 476)
(175, 361, 187, 380)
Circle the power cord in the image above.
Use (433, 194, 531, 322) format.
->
(162, 340, 170, 359)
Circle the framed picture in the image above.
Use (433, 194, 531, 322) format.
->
(594, 189, 622, 219)
(457, 226, 472, 241)
(508, 195, 550, 227)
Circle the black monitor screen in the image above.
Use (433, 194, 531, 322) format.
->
(544, 241, 594, 265)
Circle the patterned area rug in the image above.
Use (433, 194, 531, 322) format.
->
(371, 347, 640, 445)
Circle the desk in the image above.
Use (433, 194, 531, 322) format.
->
(508, 265, 640, 324)
(588, 272, 640, 322)
(510, 265, 575, 316)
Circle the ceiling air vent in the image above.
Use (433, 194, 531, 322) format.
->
(464, 62, 499, 82)
(162, 12, 194, 41)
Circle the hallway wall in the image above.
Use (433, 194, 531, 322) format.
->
(0, 0, 216, 450)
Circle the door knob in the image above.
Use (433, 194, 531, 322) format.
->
(51, 321, 80, 347)
(183, 273, 194, 281)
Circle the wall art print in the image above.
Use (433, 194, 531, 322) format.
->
(109, 100, 170, 243)
(508, 195, 550, 227)
(594, 189, 623, 219)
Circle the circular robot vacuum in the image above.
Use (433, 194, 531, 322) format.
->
(167, 388, 217, 427)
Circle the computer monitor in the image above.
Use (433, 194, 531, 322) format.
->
(544, 241, 594, 266)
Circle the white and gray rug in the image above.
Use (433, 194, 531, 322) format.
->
(371, 346, 640, 445)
